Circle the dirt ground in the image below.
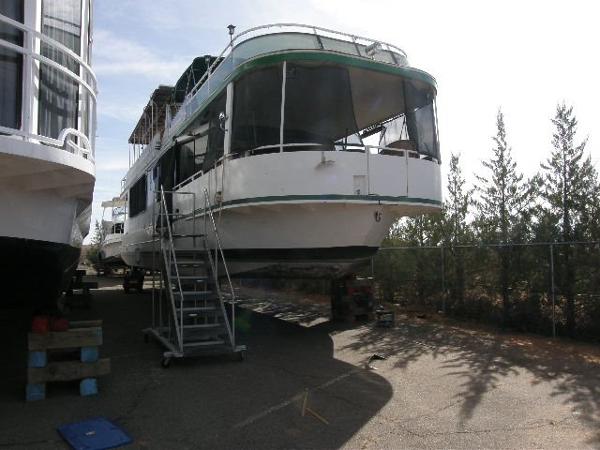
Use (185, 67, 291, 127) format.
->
(1, 276, 599, 449)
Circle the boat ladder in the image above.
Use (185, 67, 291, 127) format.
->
(144, 186, 245, 367)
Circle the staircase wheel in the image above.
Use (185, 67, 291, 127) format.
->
(161, 356, 172, 368)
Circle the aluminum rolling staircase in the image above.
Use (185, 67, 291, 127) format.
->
(144, 187, 245, 367)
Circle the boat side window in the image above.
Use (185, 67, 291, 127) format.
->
(174, 112, 210, 186)
(398, 79, 439, 159)
(176, 140, 195, 184)
(231, 64, 283, 155)
(204, 93, 226, 171)
(129, 174, 147, 218)
(0, 0, 24, 130)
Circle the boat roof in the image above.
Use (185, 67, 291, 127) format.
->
(128, 85, 174, 145)
(101, 198, 126, 208)
(172, 56, 222, 104)
(125, 24, 437, 176)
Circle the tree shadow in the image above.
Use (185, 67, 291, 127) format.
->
(341, 316, 600, 443)
(0, 276, 393, 450)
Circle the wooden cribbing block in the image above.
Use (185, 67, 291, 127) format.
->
(27, 359, 110, 384)
(28, 327, 102, 351)
(70, 320, 103, 328)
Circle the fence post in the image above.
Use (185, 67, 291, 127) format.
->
(550, 243, 556, 338)
(441, 245, 446, 314)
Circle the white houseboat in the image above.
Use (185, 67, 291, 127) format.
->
(0, 0, 96, 305)
(121, 24, 441, 278)
(98, 197, 126, 271)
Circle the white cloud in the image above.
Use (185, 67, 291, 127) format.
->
(97, 101, 143, 123)
(93, 29, 189, 79)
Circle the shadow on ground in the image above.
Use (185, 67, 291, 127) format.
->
(0, 277, 392, 449)
(341, 317, 600, 445)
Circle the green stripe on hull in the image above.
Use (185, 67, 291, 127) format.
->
(219, 194, 442, 208)
(177, 194, 441, 222)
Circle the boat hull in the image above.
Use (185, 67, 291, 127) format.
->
(99, 234, 125, 267)
(0, 236, 80, 308)
(0, 137, 95, 307)
(121, 200, 436, 278)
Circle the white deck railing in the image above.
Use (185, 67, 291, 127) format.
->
(165, 24, 409, 144)
(0, 13, 97, 161)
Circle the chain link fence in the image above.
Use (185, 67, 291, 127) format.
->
(370, 242, 600, 339)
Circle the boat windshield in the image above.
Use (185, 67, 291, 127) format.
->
(230, 61, 439, 159)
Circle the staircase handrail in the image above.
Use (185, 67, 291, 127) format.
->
(159, 186, 185, 351)
(202, 188, 237, 348)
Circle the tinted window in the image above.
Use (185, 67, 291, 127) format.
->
(38, 0, 82, 139)
(204, 93, 226, 171)
(231, 64, 282, 154)
(284, 62, 358, 150)
(129, 174, 147, 218)
(0, 0, 24, 129)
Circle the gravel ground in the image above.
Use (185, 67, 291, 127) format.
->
(0, 276, 599, 449)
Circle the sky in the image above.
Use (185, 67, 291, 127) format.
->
(90, 0, 599, 240)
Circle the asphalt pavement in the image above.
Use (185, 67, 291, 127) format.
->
(0, 276, 598, 449)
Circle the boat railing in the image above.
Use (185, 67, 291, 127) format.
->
(170, 143, 437, 192)
(0, 13, 97, 161)
(165, 23, 408, 143)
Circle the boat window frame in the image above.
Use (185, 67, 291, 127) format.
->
(129, 173, 147, 218)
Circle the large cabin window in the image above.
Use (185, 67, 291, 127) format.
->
(284, 63, 359, 151)
(38, 0, 83, 139)
(280, 61, 440, 159)
(0, 0, 24, 130)
(129, 174, 147, 218)
(231, 64, 282, 155)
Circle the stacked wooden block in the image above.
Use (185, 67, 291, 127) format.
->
(26, 320, 110, 401)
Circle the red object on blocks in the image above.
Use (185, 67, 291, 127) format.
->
(31, 316, 50, 334)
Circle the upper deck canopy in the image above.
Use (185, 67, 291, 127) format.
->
(128, 85, 174, 145)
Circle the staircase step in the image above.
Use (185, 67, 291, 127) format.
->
(183, 339, 225, 348)
(171, 260, 206, 266)
(176, 306, 219, 315)
(182, 323, 224, 330)
(177, 276, 209, 281)
(173, 290, 213, 296)
(172, 233, 205, 238)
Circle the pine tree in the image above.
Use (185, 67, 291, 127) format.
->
(538, 103, 599, 335)
(86, 220, 105, 266)
(444, 153, 472, 311)
(475, 109, 533, 325)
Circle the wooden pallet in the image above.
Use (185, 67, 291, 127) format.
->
(26, 320, 110, 401)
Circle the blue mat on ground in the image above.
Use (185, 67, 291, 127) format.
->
(57, 417, 132, 450)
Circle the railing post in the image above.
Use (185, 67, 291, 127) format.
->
(441, 245, 446, 314)
(279, 61, 287, 153)
(365, 145, 370, 195)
